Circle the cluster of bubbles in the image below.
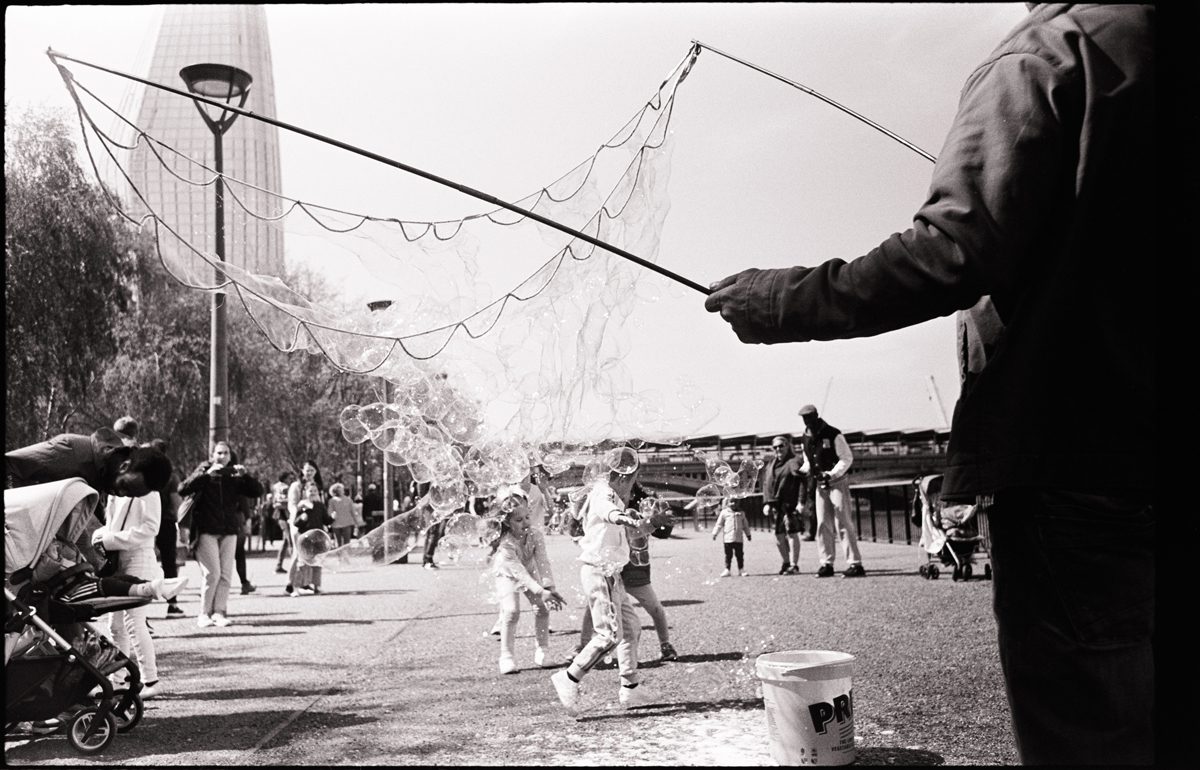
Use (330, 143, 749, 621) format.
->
(690, 452, 765, 516)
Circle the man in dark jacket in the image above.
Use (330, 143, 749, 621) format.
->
(705, 5, 1155, 764)
(6, 428, 171, 499)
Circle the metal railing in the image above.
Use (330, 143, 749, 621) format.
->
(681, 482, 919, 546)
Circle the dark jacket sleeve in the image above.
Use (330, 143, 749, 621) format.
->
(726, 43, 1070, 343)
(237, 474, 264, 499)
(178, 464, 212, 497)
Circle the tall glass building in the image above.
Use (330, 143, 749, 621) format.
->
(120, 5, 284, 281)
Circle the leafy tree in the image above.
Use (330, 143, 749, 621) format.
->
(5, 105, 139, 447)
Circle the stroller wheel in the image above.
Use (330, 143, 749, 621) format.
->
(95, 691, 143, 733)
(66, 708, 117, 755)
(984, 564, 993, 580)
(918, 564, 929, 579)
(963, 564, 973, 580)
(928, 565, 939, 580)
(952, 566, 962, 582)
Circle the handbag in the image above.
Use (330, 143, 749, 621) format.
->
(95, 498, 134, 577)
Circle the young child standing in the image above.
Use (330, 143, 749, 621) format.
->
(490, 486, 565, 674)
(712, 497, 752, 576)
(551, 463, 653, 714)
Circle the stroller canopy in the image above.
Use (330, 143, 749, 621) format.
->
(4, 478, 99, 582)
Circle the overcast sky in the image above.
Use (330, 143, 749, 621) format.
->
(6, 3, 1030, 438)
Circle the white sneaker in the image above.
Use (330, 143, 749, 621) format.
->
(197, 614, 215, 628)
(141, 680, 165, 699)
(498, 656, 518, 675)
(619, 683, 653, 709)
(534, 647, 549, 668)
(719, 568, 731, 577)
(550, 670, 580, 713)
(212, 613, 232, 627)
(151, 577, 189, 601)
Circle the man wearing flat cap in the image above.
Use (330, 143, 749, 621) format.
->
(796, 405, 864, 578)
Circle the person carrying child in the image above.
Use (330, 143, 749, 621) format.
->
(286, 460, 332, 595)
(550, 457, 653, 714)
(712, 496, 752, 577)
(489, 485, 565, 674)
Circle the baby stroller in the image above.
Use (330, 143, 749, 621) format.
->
(5, 478, 148, 754)
(912, 474, 991, 582)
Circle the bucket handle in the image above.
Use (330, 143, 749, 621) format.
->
(766, 664, 852, 681)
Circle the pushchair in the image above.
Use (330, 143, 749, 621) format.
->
(912, 474, 991, 582)
(5, 478, 148, 754)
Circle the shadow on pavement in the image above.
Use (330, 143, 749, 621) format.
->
(672, 651, 745, 664)
(854, 747, 946, 765)
(179, 685, 354, 701)
(579, 696, 763, 721)
(3, 709, 379, 763)
(660, 599, 704, 607)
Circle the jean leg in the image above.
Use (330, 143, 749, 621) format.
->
(627, 582, 669, 645)
(214, 534, 236, 615)
(830, 480, 861, 564)
(196, 534, 220, 615)
(815, 487, 836, 565)
(989, 489, 1154, 765)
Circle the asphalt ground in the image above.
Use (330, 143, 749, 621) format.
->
(4, 525, 1017, 766)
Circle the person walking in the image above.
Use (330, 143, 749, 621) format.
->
(759, 435, 803, 575)
(790, 435, 817, 541)
(179, 441, 264, 628)
(703, 5, 1156, 763)
(271, 471, 295, 573)
(795, 406, 863, 578)
(328, 482, 355, 547)
(712, 496, 752, 577)
(148, 439, 186, 618)
(234, 472, 257, 596)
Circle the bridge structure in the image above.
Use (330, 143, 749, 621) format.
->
(546, 427, 953, 545)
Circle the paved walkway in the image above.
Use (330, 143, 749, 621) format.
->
(5, 528, 1016, 765)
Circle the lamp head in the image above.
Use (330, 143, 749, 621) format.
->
(180, 63, 253, 100)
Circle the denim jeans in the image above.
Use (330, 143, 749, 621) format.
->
(987, 488, 1154, 765)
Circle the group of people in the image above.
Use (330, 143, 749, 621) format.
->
(475, 461, 678, 714)
(711, 404, 864, 580)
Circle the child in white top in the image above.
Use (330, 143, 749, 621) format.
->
(711, 497, 752, 576)
(550, 466, 653, 714)
(490, 486, 565, 674)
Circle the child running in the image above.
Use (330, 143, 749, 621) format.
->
(551, 459, 653, 714)
(712, 496, 752, 576)
(489, 485, 565, 674)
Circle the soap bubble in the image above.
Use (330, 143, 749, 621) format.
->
(296, 528, 335, 566)
(605, 446, 640, 475)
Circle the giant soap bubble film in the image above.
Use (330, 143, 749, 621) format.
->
(51, 46, 717, 486)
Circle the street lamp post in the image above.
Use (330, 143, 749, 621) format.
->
(367, 299, 403, 562)
(180, 63, 253, 449)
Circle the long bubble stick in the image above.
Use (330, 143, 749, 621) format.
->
(46, 48, 713, 296)
(692, 40, 938, 165)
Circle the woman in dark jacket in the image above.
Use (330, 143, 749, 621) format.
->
(179, 441, 263, 628)
(760, 435, 804, 575)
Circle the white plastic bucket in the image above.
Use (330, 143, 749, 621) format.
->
(756, 650, 856, 766)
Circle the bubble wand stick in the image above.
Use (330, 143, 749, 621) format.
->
(46, 48, 713, 296)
